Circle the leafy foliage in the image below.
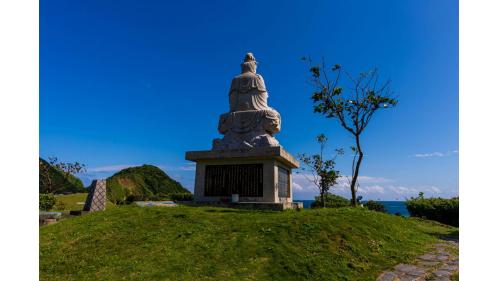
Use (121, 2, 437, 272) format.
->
(53, 199, 67, 211)
(311, 193, 350, 208)
(297, 134, 343, 207)
(39, 158, 86, 194)
(302, 57, 397, 205)
(106, 165, 190, 204)
(170, 192, 194, 201)
(364, 200, 387, 213)
(39, 193, 56, 211)
(406, 193, 459, 226)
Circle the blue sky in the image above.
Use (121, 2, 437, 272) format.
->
(40, 0, 458, 200)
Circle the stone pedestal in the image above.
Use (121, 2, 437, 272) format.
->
(186, 147, 299, 207)
(83, 180, 107, 212)
(185, 53, 300, 209)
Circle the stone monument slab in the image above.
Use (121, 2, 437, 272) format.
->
(83, 179, 107, 212)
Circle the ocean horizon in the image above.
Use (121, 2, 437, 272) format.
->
(294, 200, 410, 217)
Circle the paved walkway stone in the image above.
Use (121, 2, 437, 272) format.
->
(377, 240, 458, 281)
(378, 272, 399, 281)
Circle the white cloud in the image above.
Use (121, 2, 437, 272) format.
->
(388, 185, 419, 195)
(358, 185, 385, 194)
(293, 173, 392, 189)
(413, 150, 459, 158)
(163, 163, 197, 172)
(292, 173, 318, 192)
(291, 171, 454, 200)
(387, 185, 442, 197)
(86, 164, 136, 173)
(356, 176, 393, 183)
(336, 175, 392, 188)
(292, 172, 395, 199)
(426, 186, 442, 194)
(292, 182, 304, 191)
(87, 163, 198, 174)
(414, 152, 445, 158)
(176, 164, 196, 171)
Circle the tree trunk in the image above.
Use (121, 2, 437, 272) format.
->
(320, 190, 325, 208)
(350, 134, 363, 206)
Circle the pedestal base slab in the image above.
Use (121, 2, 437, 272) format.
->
(186, 147, 299, 205)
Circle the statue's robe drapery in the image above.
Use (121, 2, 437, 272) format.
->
(213, 58, 281, 150)
(229, 72, 271, 111)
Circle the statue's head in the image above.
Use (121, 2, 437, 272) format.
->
(241, 52, 257, 74)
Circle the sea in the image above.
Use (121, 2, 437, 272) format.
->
(294, 200, 410, 217)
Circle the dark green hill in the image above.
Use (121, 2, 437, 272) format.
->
(39, 158, 86, 194)
(106, 164, 190, 203)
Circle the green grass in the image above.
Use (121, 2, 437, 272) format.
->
(40, 206, 457, 281)
(52, 193, 115, 211)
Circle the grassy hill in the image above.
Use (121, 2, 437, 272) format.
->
(39, 206, 457, 281)
(39, 158, 86, 194)
(106, 165, 190, 203)
(51, 193, 116, 211)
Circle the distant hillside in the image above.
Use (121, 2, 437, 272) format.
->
(106, 164, 190, 203)
(39, 158, 86, 194)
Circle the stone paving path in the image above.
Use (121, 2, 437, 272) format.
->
(377, 240, 458, 281)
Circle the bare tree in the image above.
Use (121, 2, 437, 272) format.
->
(303, 57, 397, 206)
(297, 134, 343, 208)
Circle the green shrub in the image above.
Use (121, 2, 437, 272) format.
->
(54, 199, 67, 211)
(170, 193, 194, 201)
(406, 195, 459, 226)
(364, 200, 387, 213)
(125, 194, 145, 204)
(39, 193, 56, 211)
(311, 194, 350, 208)
(149, 194, 160, 201)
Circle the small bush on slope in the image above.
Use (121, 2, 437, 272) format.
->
(170, 192, 194, 201)
(39, 193, 56, 211)
(365, 200, 387, 213)
(311, 193, 350, 208)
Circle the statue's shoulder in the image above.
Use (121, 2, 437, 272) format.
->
(256, 74, 266, 88)
(229, 74, 242, 92)
(230, 74, 243, 85)
(231, 73, 248, 83)
(231, 72, 256, 83)
(230, 72, 266, 92)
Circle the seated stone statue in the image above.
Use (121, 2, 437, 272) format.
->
(213, 53, 281, 150)
(229, 53, 272, 112)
